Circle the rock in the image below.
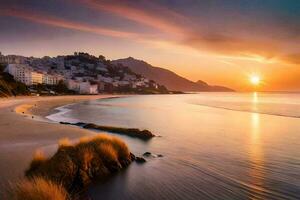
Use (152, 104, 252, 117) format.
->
(143, 152, 163, 158)
(60, 121, 71, 125)
(135, 157, 146, 164)
(73, 122, 87, 127)
(143, 152, 152, 157)
(130, 153, 136, 161)
(81, 123, 155, 140)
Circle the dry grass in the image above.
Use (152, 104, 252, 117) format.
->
(7, 177, 68, 200)
(33, 150, 46, 162)
(76, 145, 95, 171)
(110, 137, 130, 159)
(58, 138, 71, 148)
(28, 150, 47, 173)
(77, 134, 130, 161)
(25, 134, 133, 193)
(78, 136, 91, 143)
(98, 143, 118, 163)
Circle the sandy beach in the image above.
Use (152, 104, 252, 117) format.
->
(0, 95, 120, 192)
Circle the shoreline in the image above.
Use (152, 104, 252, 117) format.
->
(14, 95, 124, 119)
(0, 95, 124, 194)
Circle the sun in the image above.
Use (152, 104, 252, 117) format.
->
(250, 75, 260, 86)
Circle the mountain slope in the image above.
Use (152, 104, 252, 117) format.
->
(0, 73, 29, 97)
(112, 57, 234, 92)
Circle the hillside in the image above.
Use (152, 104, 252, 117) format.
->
(112, 57, 234, 92)
(0, 53, 169, 96)
(0, 64, 29, 97)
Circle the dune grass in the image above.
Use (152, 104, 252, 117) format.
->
(27, 150, 47, 174)
(7, 177, 68, 200)
(25, 134, 134, 194)
(58, 138, 72, 148)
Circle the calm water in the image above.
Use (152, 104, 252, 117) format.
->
(50, 93, 300, 200)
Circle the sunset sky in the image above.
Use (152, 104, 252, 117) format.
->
(0, 0, 299, 91)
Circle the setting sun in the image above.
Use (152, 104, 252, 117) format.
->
(0, 1, 300, 200)
(250, 75, 261, 86)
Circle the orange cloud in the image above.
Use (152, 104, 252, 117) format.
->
(2, 4, 299, 67)
(280, 53, 300, 65)
(78, 0, 300, 66)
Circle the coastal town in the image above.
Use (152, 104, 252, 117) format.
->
(0, 52, 168, 95)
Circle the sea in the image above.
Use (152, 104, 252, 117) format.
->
(47, 92, 300, 200)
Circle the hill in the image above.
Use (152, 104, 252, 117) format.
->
(0, 64, 29, 97)
(112, 57, 234, 92)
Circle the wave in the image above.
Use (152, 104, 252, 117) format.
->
(190, 102, 300, 119)
(46, 104, 79, 123)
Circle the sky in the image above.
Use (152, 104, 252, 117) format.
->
(0, 0, 299, 91)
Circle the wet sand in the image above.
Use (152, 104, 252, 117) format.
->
(0, 95, 120, 193)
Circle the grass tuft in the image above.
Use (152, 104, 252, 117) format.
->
(98, 143, 118, 163)
(7, 177, 68, 200)
(25, 134, 134, 193)
(27, 150, 47, 173)
(58, 138, 72, 148)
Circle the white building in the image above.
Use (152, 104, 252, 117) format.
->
(123, 74, 136, 81)
(79, 82, 98, 94)
(31, 71, 43, 85)
(97, 75, 113, 83)
(43, 74, 64, 85)
(67, 79, 80, 92)
(7, 64, 43, 85)
(7, 64, 32, 85)
(118, 80, 130, 86)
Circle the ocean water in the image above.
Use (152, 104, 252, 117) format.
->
(50, 93, 300, 200)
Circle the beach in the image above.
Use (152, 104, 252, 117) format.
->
(0, 95, 120, 193)
(0, 93, 300, 199)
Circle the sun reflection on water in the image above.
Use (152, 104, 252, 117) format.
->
(252, 92, 258, 113)
(249, 112, 266, 199)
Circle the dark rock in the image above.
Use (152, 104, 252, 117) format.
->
(135, 157, 146, 164)
(82, 123, 155, 140)
(60, 121, 72, 125)
(143, 152, 152, 157)
(143, 152, 163, 158)
(73, 122, 87, 127)
(130, 152, 136, 161)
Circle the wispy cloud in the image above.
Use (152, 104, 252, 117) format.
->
(78, 0, 300, 66)
(78, 0, 189, 37)
(0, 8, 144, 39)
(281, 53, 300, 65)
(1, 2, 299, 66)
